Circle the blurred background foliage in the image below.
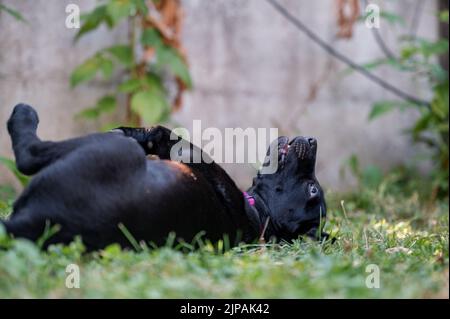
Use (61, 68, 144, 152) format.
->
(70, 0, 192, 128)
(0, 2, 26, 22)
(369, 9, 448, 199)
(342, 3, 449, 200)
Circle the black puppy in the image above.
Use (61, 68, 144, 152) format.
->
(1, 104, 328, 250)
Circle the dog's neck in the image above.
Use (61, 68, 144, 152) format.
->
(243, 188, 279, 242)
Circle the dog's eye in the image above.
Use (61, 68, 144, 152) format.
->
(309, 184, 318, 197)
(275, 186, 283, 192)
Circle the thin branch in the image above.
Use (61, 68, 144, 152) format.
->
(264, 0, 431, 108)
(409, 0, 424, 38)
(362, 0, 397, 60)
(372, 27, 397, 59)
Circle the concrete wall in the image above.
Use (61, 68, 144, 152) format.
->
(0, 0, 438, 191)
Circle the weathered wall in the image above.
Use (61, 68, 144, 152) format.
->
(0, 0, 438, 191)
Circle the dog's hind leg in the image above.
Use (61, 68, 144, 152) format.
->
(7, 103, 54, 175)
(7, 104, 87, 175)
(0, 214, 46, 242)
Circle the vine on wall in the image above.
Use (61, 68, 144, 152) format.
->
(71, 0, 192, 127)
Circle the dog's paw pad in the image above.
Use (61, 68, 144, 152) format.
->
(109, 129, 125, 135)
(8, 104, 39, 133)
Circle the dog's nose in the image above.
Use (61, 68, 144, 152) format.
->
(307, 137, 316, 147)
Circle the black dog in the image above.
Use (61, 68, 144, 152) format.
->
(1, 104, 328, 250)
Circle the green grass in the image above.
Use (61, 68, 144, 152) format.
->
(0, 177, 448, 298)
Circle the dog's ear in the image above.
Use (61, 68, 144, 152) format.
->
(259, 136, 289, 174)
(265, 136, 289, 156)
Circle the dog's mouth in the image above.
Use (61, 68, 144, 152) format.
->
(278, 136, 317, 165)
(297, 218, 321, 235)
(279, 218, 323, 241)
(290, 138, 316, 160)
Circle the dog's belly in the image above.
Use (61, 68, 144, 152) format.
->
(105, 161, 241, 248)
(128, 160, 240, 247)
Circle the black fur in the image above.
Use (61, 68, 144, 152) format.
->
(1, 104, 328, 250)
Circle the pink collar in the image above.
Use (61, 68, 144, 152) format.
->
(243, 192, 255, 206)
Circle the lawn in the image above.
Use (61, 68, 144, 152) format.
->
(0, 173, 448, 298)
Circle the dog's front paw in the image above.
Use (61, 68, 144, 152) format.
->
(7, 103, 39, 135)
(145, 125, 173, 147)
(110, 125, 176, 158)
(142, 125, 179, 159)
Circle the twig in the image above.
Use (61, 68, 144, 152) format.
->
(259, 216, 271, 245)
(409, 0, 424, 38)
(264, 0, 431, 108)
(362, 0, 397, 60)
(363, 227, 369, 251)
(340, 200, 349, 221)
(127, 15, 141, 126)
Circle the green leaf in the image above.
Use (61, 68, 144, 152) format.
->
(70, 56, 102, 87)
(76, 5, 109, 41)
(106, 0, 134, 25)
(428, 63, 448, 83)
(431, 81, 449, 120)
(118, 78, 142, 93)
(439, 10, 449, 23)
(133, 0, 149, 15)
(345, 58, 414, 76)
(347, 154, 360, 178)
(368, 102, 397, 121)
(101, 243, 122, 259)
(71, 45, 132, 87)
(141, 29, 192, 88)
(143, 72, 166, 91)
(100, 58, 114, 79)
(437, 122, 449, 133)
(361, 58, 391, 71)
(380, 11, 405, 26)
(360, 10, 405, 26)
(106, 45, 133, 67)
(0, 4, 27, 22)
(411, 113, 432, 139)
(131, 90, 168, 124)
(369, 100, 416, 121)
(77, 108, 100, 119)
(97, 95, 117, 112)
(419, 39, 449, 58)
(77, 95, 117, 119)
(362, 165, 383, 189)
(0, 157, 30, 187)
(141, 74, 171, 124)
(400, 46, 418, 60)
(141, 28, 164, 48)
(401, 39, 449, 61)
(156, 46, 193, 88)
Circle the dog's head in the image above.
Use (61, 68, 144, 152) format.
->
(251, 136, 328, 241)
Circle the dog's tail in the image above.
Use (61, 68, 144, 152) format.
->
(0, 219, 13, 236)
